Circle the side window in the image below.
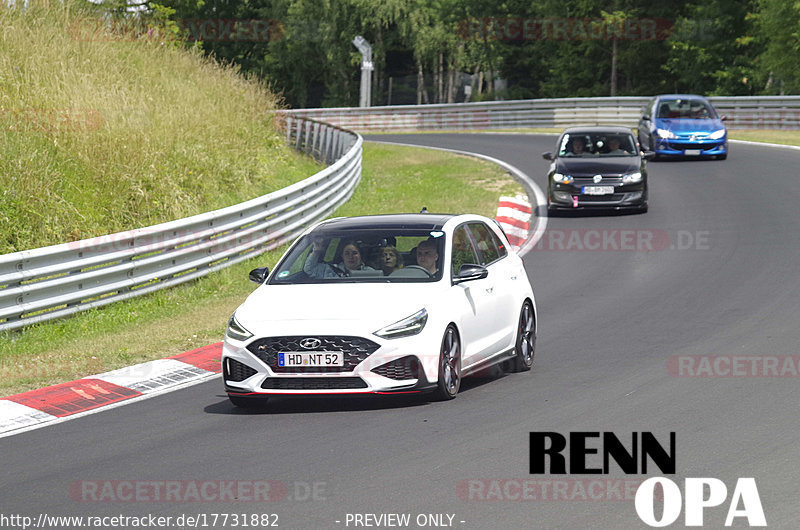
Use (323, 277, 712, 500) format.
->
(490, 226, 508, 259)
(451, 225, 480, 276)
(467, 222, 501, 265)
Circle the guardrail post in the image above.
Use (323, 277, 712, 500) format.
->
(304, 120, 313, 155)
(295, 118, 303, 151)
(312, 121, 322, 160)
(324, 126, 333, 164)
(332, 129, 341, 160)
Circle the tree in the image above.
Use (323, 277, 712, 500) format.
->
(755, 0, 800, 93)
(662, 0, 762, 95)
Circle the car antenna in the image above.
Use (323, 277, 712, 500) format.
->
(420, 206, 428, 213)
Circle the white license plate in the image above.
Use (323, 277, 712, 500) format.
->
(278, 352, 344, 367)
(582, 186, 615, 195)
(685, 149, 702, 155)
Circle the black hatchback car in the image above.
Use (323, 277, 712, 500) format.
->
(543, 126, 652, 213)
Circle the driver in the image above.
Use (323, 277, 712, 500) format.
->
(606, 136, 627, 155)
(414, 239, 439, 276)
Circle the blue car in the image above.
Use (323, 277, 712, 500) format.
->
(637, 95, 727, 160)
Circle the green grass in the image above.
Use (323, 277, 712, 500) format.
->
(727, 129, 800, 147)
(0, 2, 320, 254)
(0, 143, 525, 397)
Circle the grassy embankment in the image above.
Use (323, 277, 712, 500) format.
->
(0, 3, 320, 254)
(0, 4, 525, 396)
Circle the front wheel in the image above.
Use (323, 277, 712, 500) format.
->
(510, 301, 536, 372)
(432, 325, 461, 400)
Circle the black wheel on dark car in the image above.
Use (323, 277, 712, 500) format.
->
(433, 325, 461, 400)
(229, 395, 269, 409)
(511, 301, 536, 372)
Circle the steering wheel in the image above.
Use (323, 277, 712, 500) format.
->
(402, 265, 433, 277)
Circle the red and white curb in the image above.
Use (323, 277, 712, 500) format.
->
(495, 195, 532, 251)
(0, 343, 222, 438)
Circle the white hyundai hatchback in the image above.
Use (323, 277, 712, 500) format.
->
(222, 213, 537, 408)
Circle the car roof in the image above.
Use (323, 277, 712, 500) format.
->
(560, 126, 635, 135)
(315, 213, 457, 231)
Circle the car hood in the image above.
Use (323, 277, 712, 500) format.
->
(235, 282, 443, 332)
(655, 118, 725, 135)
(555, 157, 641, 176)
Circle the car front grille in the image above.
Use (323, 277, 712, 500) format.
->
(667, 141, 720, 150)
(572, 176, 623, 185)
(224, 358, 258, 382)
(260, 377, 368, 390)
(247, 336, 380, 373)
(372, 356, 421, 380)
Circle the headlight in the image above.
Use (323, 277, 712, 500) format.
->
(622, 171, 642, 184)
(709, 129, 726, 140)
(656, 128, 677, 139)
(226, 313, 253, 342)
(374, 308, 428, 339)
(552, 172, 574, 184)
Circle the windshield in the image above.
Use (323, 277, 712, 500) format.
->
(656, 99, 718, 120)
(558, 132, 638, 157)
(268, 227, 446, 284)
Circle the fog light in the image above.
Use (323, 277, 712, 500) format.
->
(553, 191, 572, 202)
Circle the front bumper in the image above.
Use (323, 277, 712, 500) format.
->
(221, 333, 440, 397)
(654, 138, 727, 157)
(548, 184, 647, 210)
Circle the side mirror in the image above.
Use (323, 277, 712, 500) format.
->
(248, 267, 270, 284)
(642, 151, 656, 161)
(542, 152, 553, 161)
(453, 264, 488, 284)
(642, 114, 651, 122)
(720, 115, 728, 122)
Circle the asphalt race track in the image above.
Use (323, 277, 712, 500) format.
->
(2, 134, 798, 528)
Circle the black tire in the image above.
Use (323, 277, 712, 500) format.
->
(229, 394, 269, 409)
(510, 301, 536, 372)
(432, 325, 461, 400)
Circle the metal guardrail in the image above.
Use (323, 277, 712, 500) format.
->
(0, 117, 362, 332)
(290, 96, 800, 132)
